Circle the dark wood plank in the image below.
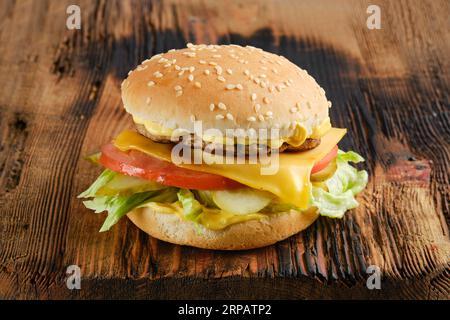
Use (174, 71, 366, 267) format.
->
(0, 0, 448, 299)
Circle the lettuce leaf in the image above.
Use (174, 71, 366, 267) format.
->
(78, 169, 117, 198)
(83, 188, 178, 232)
(312, 150, 368, 218)
(177, 189, 203, 221)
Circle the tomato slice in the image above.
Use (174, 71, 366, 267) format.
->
(100, 143, 338, 190)
(99, 143, 243, 190)
(311, 145, 338, 174)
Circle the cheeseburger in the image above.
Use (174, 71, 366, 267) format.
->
(79, 44, 368, 250)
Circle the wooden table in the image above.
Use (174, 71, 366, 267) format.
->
(0, 0, 449, 299)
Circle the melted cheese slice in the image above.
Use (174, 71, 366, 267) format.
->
(114, 128, 346, 209)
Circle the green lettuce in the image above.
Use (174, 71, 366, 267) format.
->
(311, 150, 368, 218)
(78, 169, 117, 198)
(79, 168, 178, 231)
(83, 188, 178, 232)
(177, 189, 203, 221)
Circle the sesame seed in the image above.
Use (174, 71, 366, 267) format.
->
(260, 74, 267, 78)
(212, 54, 222, 58)
(154, 71, 163, 78)
(276, 60, 282, 65)
(178, 70, 185, 77)
(260, 81, 267, 88)
(215, 66, 223, 75)
(226, 69, 233, 75)
(239, 59, 245, 64)
(128, 71, 132, 75)
(174, 85, 182, 91)
(209, 103, 215, 111)
(253, 78, 260, 84)
(285, 80, 291, 87)
(175, 65, 181, 70)
(147, 81, 155, 87)
(194, 81, 202, 88)
(261, 66, 268, 71)
(187, 43, 194, 48)
(209, 61, 218, 66)
(258, 114, 265, 122)
(188, 74, 194, 82)
(146, 97, 151, 105)
(327, 101, 332, 108)
(217, 76, 226, 82)
(251, 93, 257, 101)
(175, 91, 183, 97)
(163, 63, 171, 68)
(183, 52, 196, 57)
(269, 86, 275, 92)
(254, 104, 261, 112)
(266, 111, 273, 117)
(218, 102, 227, 110)
(244, 70, 250, 76)
(236, 84, 243, 90)
(137, 65, 148, 71)
(290, 107, 298, 113)
(296, 102, 302, 108)
(171, 59, 177, 64)
(190, 115, 196, 122)
(272, 68, 278, 74)
(306, 102, 312, 109)
(226, 84, 236, 90)
(247, 116, 256, 122)
(199, 60, 207, 65)
(216, 114, 225, 120)
(204, 69, 210, 75)
(263, 97, 270, 104)
(189, 66, 195, 73)
(158, 58, 167, 63)
(226, 113, 234, 121)
(150, 54, 162, 60)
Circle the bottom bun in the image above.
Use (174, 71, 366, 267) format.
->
(127, 207, 319, 250)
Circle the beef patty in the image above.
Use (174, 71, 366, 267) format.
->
(135, 123, 320, 154)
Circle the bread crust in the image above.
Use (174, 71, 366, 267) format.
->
(127, 207, 319, 250)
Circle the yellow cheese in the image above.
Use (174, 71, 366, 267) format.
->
(144, 202, 267, 230)
(114, 128, 346, 209)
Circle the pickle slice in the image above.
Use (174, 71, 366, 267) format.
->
(212, 188, 274, 215)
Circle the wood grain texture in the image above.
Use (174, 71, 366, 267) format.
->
(0, 0, 448, 299)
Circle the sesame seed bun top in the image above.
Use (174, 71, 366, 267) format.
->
(121, 44, 331, 140)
